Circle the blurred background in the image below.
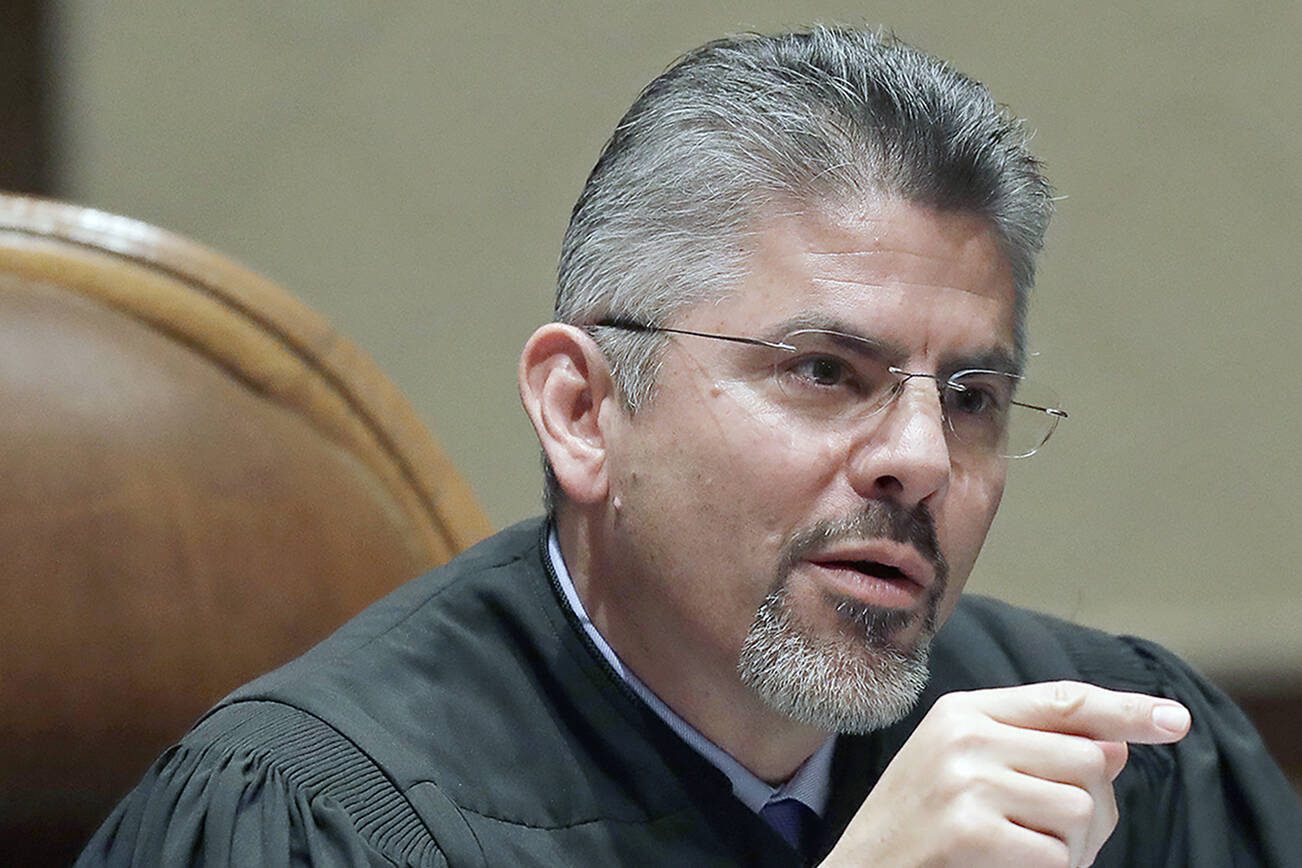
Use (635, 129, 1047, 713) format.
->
(4, 0, 1298, 802)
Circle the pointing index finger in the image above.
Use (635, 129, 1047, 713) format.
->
(975, 680, 1191, 745)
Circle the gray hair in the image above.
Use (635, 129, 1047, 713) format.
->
(544, 25, 1053, 508)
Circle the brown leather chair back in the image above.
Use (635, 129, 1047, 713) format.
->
(0, 194, 493, 863)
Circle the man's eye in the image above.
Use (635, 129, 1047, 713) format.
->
(945, 384, 1001, 416)
(787, 355, 855, 388)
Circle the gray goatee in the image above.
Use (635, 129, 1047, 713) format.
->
(736, 503, 948, 734)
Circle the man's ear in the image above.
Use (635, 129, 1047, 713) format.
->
(518, 324, 621, 505)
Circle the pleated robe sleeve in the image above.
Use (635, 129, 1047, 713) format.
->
(75, 701, 448, 867)
(1099, 637, 1302, 867)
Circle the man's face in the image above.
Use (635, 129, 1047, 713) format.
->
(599, 198, 1017, 732)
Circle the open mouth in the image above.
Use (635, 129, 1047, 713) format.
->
(804, 554, 929, 610)
(820, 559, 909, 582)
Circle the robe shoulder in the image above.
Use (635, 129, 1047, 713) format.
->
(936, 596, 1302, 866)
(75, 700, 448, 868)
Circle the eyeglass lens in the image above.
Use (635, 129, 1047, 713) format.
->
(768, 330, 1061, 458)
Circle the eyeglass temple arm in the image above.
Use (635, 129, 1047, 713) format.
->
(598, 319, 1069, 419)
(1014, 402, 1069, 418)
(593, 318, 796, 351)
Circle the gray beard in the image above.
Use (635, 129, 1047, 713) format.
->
(737, 585, 934, 733)
(735, 504, 947, 734)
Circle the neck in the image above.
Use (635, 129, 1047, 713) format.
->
(554, 507, 831, 783)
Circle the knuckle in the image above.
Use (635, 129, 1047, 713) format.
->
(1099, 786, 1120, 831)
(946, 721, 993, 754)
(1102, 802, 1120, 838)
(1043, 843, 1072, 868)
(968, 763, 1007, 802)
(1082, 815, 1120, 868)
(949, 804, 996, 851)
(1045, 680, 1088, 718)
(998, 824, 1069, 868)
(930, 691, 968, 722)
(1077, 740, 1108, 779)
(1024, 831, 1071, 868)
(935, 755, 981, 799)
(1061, 787, 1095, 826)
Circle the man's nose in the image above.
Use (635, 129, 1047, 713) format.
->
(845, 381, 952, 507)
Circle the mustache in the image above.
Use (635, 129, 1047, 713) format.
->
(778, 500, 947, 583)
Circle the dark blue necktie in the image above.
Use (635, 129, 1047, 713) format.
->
(759, 796, 817, 854)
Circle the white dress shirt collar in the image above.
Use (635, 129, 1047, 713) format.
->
(547, 527, 836, 818)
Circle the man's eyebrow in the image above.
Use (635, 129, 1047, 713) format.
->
(759, 313, 906, 359)
(759, 312, 1020, 375)
(945, 347, 1021, 377)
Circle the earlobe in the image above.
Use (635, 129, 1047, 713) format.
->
(518, 324, 617, 505)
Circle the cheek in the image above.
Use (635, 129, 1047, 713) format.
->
(688, 387, 826, 523)
(931, 474, 1003, 626)
(615, 391, 786, 545)
(937, 467, 1006, 579)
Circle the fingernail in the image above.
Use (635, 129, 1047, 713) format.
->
(1152, 703, 1190, 733)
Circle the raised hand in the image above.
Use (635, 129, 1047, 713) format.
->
(822, 680, 1192, 867)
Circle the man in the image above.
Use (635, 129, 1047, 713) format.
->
(81, 26, 1300, 867)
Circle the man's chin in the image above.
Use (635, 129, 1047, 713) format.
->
(737, 586, 934, 734)
(825, 592, 935, 654)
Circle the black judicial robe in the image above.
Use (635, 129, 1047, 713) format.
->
(79, 519, 1302, 866)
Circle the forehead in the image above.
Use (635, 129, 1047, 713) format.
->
(690, 199, 1018, 358)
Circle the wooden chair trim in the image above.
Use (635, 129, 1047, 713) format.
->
(0, 193, 492, 560)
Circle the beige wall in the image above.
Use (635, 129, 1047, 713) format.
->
(51, 2, 1300, 682)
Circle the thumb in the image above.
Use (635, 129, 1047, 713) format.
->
(1096, 739, 1129, 781)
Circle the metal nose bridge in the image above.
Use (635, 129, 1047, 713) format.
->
(885, 366, 955, 408)
(874, 366, 959, 438)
